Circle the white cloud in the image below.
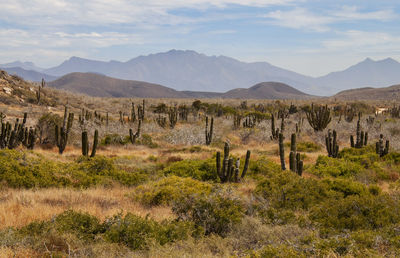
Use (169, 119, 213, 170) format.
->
(263, 6, 397, 32)
(323, 30, 400, 51)
(264, 8, 331, 32)
(0, 0, 297, 26)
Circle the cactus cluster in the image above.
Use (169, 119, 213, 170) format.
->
(81, 129, 98, 157)
(168, 106, 178, 129)
(216, 142, 251, 183)
(376, 134, 389, 157)
(306, 104, 331, 132)
(156, 115, 167, 128)
(270, 114, 284, 140)
(350, 113, 368, 148)
(129, 119, 141, 144)
(138, 99, 145, 121)
(242, 114, 256, 128)
(0, 113, 36, 150)
(178, 105, 189, 121)
(233, 113, 242, 130)
(289, 133, 303, 176)
(55, 106, 74, 154)
(205, 116, 213, 145)
(325, 130, 339, 158)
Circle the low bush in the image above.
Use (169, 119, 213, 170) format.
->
(172, 189, 245, 236)
(163, 159, 217, 181)
(1, 210, 201, 253)
(101, 134, 130, 146)
(310, 194, 400, 232)
(133, 176, 213, 206)
(0, 150, 146, 188)
(285, 141, 321, 152)
(104, 213, 201, 250)
(312, 155, 365, 178)
(136, 134, 158, 148)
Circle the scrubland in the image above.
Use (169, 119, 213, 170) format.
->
(1, 74, 400, 257)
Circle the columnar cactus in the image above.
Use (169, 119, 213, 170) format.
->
(55, 106, 74, 154)
(81, 131, 89, 156)
(376, 134, 389, 157)
(129, 119, 141, 144)
(325, 129, 339, 158)
(205, 116, 213, 145)
(279, 133, 286, 170)
(350, 113, 368, 148)
(168, 106, 178, 129)
(131, 102, 136, 123)
(289, 133, 303, 176)
(156, 115, 167, 128)
(138, 99, 145, 121)
(82, 129, 99, 157)
(233, 113, 241, 130)
(270, 114, 279, 140)
(90, 129, 98, 157)
(305, 104, 331, 131)
(216, 142, 251, 183)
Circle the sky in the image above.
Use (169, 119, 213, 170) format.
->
(0, 0, 399, 76)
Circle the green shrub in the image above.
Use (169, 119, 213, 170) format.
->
(312, 155, 365, 178)
(285, 141, 321, 152)
(255, 171, 332, 211)
(101, 134, 130, 145)
(0, 150, 146, 188)
(255, 170, 372, 212)
(2, 210, 200, 252)
(163, 159, 217, 181)
(249, 157, 281, 177)
(133, 176, 213, 206)
(172, 189, 245, 236)
(137, 134, 158, 148)
(104, 213, 201, 250)
(310, 194, 400, 232)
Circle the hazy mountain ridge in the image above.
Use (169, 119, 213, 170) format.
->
(4, 50, 400, 96)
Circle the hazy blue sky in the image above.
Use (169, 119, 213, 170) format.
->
(0, 0, 399, 76)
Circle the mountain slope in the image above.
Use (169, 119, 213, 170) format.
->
(43, 50, 315, 94)
(316, 58, 400, 95)
(48, 72, 188, 98)
(222, 82, 311, 99)
(2, 67, 58, 82)
(47, 72, 311, 99)
(334, 84, 400, 100)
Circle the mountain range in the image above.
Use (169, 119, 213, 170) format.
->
(1, 50, 400, 96)
(47, 72, 311, 99)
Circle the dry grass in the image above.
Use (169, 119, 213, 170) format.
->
(0, 186, 173, 230)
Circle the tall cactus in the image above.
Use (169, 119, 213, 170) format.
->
(270, 114, 279, 140)
(289, 133, 303, 176)
(350, 113, 368, 148)
(205, 116, 213, 145)
(216, 142, 251, 183)
(82, 129, 99, 157)
(82, 131, 89, 156)
(129, 119, 141, 144)
(305, 104, 331, 131)
(168, 106, 178, 129)
(55, 106, 74, 154)
(376, 134, 389, 157)
(131, 102, 136, 123)
(278, 133, 286, 170)
(325, 129, 339, 158)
